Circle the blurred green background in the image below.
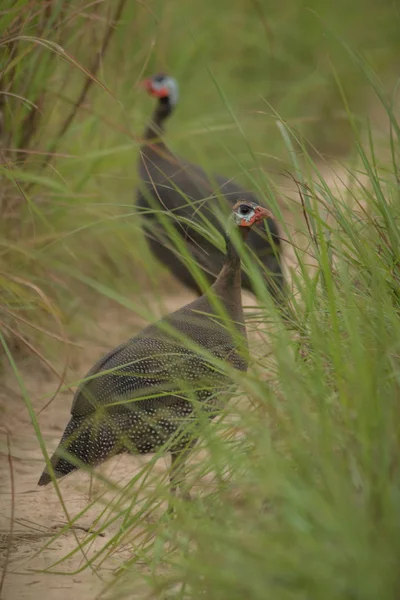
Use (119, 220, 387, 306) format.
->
(1, 0, 399, 304)
(2, 0, 399, 339)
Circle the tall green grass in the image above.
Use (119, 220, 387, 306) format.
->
(90, 89, 400, 597)
(1, 1, 400, 598)
(20, 97, 400, 597)
(1, 0, 400, 351)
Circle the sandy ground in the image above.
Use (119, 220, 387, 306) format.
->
(0, 289, 207, 600)
(0, 283, 282, 600)
(0, 162, 366, 599)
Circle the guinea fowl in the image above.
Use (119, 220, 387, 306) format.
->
(38, 200, 274, 503)
(137, 73, 285, 305)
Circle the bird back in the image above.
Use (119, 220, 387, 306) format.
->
(70, 288, 248, 419)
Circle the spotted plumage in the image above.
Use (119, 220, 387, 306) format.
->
(38, 200, 274, 502)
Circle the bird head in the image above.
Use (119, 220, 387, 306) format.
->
(231, 200, 274, 228)
(141, 73, 179, 107)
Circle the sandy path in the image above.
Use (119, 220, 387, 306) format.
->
(1, 283, 283, 600)
(0, 291, 199, 600)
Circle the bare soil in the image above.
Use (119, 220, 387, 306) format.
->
(0, 293, 193, 600)
(0, 282, 281, 599)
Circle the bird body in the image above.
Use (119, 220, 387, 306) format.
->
(38, 200, 273, 500)
(137, 74, 284, 301)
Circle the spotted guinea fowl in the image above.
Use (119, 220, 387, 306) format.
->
(38, 200, 274, 501)
(137, 73, 285, 305)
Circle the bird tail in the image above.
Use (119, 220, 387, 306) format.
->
(38, 415, 87, 486)
(37, 413, 119, 487)
(38, 450, 75, 486)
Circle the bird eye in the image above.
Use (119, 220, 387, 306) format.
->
(239, 205, 251, 215)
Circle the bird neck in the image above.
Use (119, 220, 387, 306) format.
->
(212, 227, 248, 298)
(143, 97, 173, 142)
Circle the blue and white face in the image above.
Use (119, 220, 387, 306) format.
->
(143, 73, 179, 107)
(232, 201, 274, 228)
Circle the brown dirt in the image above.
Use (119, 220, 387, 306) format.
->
(0, 290, 199, 600)
(0, 282, 280, 600)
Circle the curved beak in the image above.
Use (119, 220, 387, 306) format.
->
(254, 206, 274, 223)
